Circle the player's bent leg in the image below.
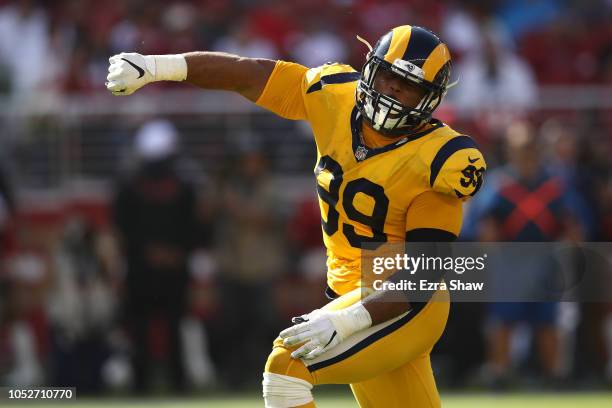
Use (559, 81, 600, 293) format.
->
(350, 353, 441, 408)
(306, 289, 449, 386)
(262, 288, 448, 407)
(261, 287, 366, 407)
(263, 337, 317, 408)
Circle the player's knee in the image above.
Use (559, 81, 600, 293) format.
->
(266, 341, 314, 383)
(263, 344, 315, 408)
(262, 372, 313, 408)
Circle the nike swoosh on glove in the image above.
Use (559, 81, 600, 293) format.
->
(106, 52, 155, 95)
(279, 302, 372, 360)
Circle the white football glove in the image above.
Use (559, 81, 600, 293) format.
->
(106, 52, 187, 95)
(106, 53, 155, 95)
(279, 302, 372, 360)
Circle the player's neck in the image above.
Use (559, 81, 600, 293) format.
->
(361, 123, 428, 149)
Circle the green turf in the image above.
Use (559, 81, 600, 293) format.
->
(2, 393, 611, 408)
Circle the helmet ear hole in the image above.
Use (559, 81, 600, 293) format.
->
(433, 61, 451, 89)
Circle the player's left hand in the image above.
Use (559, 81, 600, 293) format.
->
(279, 303, 372, 360)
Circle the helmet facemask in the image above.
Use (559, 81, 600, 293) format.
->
(356, 55, 450, 137)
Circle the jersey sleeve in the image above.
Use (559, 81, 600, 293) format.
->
(405, 190, 463, 236)
(255, 60, 310, 121)
(428, 136, 486, 201)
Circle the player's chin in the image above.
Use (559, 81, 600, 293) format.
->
(378, 115, 405, 137)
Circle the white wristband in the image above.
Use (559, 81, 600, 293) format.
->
(144, 54, 187, 82)
(330, 302, 372, 339)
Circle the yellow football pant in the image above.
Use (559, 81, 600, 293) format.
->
(265, 288, 450, 407)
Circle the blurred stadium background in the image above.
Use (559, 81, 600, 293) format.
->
(0, 0, 611, 406)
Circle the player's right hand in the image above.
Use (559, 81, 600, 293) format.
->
(106, 52, 155, 95)
(280, 309, 343, 360)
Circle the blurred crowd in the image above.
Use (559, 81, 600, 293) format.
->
(0, 0, 611, 396)
(0, 0, 610, 98)
(0, 118, 329, 392)
(1, 113, 611, 392)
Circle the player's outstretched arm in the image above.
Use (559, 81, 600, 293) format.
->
(106, 52, 276, 102)
(184, 52, 275, 101)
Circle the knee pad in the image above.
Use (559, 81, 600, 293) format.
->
(262, 372, 313, 408)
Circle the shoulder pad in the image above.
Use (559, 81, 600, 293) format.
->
(304, 64, 360, 94)
(428, 135, 486, 200)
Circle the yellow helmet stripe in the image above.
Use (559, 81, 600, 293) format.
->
(421, 43, 451, 82)
(384, 25, 412, 63)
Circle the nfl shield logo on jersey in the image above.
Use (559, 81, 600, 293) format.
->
(355, 145, 368, 161)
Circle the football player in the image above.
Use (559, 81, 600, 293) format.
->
(107, 25, 486, 408)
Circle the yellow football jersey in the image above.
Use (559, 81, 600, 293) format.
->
(257, 61, 486, 295)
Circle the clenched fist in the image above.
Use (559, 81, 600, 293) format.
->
(106, 53, 155, 95)
(106, 53, 187, 95)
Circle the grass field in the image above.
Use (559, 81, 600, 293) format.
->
(3, 393, 611, 407)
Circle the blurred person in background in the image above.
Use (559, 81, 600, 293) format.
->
(275, 195, 328, 336)
(572, 173, 612, 386)
(451, 21, 537, 116)
(0, 250, 50, 387)
(442, 1, 491, 60)
(0, 158, 46, 387)
(47, 216, 116, 392)
(540, 119, 595, 236)
(0, 0, 57, 97)
(600, 178, 612, 383)
(112, 119, 202, 393)
(214, 142, 286, 388)
(472, 122, 587, 388)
